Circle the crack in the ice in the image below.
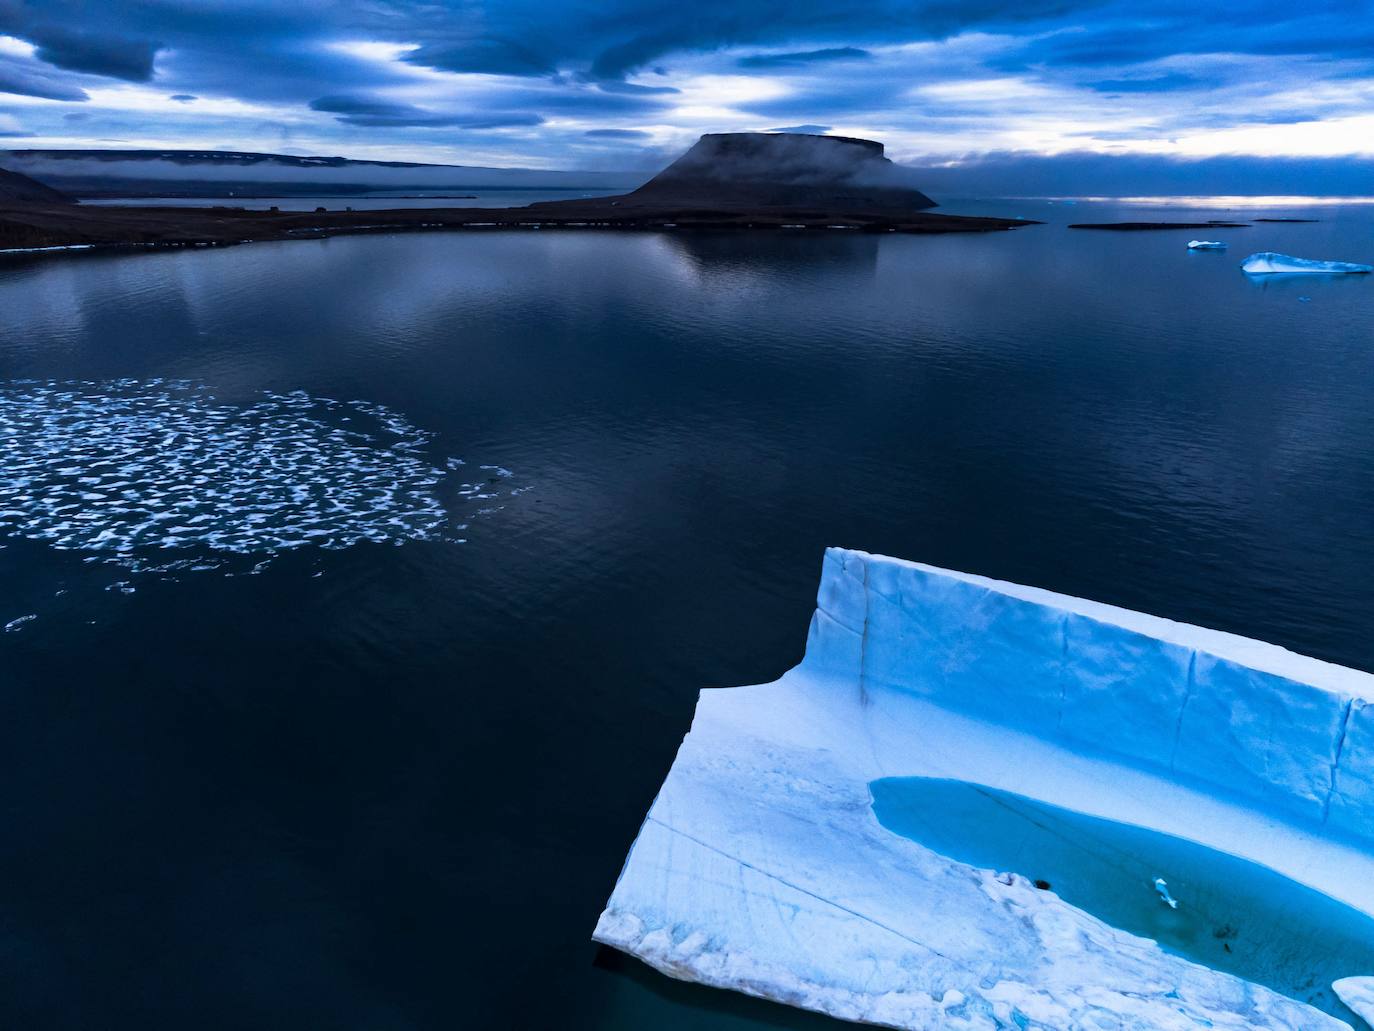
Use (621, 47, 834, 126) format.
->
(1322, 698, 1355, 825)
(645, 815, 957, 964)
(1169, 650, 1198, 775)
(814, 600, 863, 637)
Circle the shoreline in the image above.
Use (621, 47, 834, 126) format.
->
(0, 200, 1033, 258)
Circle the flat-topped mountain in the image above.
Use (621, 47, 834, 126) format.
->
(617, 132, 936, 212)
(0, 167, 69, 204)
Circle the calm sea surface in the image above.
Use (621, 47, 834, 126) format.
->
(2, 201, 1373, 1029)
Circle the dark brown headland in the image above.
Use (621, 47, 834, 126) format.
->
(0, 166, 71, 204)
(1068, 221, 1250, 230)
(0, 133, 1032, 255)
(1254, 217, 1319, 223)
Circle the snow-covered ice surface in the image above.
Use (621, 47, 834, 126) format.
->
(1241, 252, 1373, 274)
(1335, 979, 1374, 1026)
(596, 548, 1374, 1030)
(1187, 240, 1227, 249)
(0, 380, 514, 573)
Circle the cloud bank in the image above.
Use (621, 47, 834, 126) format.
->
(0, 0, 1370, 189)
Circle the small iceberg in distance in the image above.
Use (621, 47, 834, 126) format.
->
(1188, 240, 1227, 250)
(1242, 251, 1373, 274)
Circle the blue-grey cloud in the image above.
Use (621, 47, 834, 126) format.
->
(169, 93, 197, 103)
(0, 0, 1371, 184)
(311, 94, 543, 129)
(465, 84, 672, 116)
(0, 64, 89, 101)
(310, 94, 420, 119)
(1084, 73, 1209, 93)
(584, 128, 652, 138)
(582, 0, 1102, 79)
(30, 27, 161, 81)
(594, 79, 680, 95)
(770, 124, 833, 134)
(403, 38, 555, 77)
(738, 47, 870, 68)
(996, 3, 1374, 71)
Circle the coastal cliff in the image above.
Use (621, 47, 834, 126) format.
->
(615, 132, 936, 212)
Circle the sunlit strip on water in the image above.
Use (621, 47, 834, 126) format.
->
(998, 195, 1374, 207)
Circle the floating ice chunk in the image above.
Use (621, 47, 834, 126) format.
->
(1188, 240, 1227, 250)
(597, 549, 1374, 1029)
(3, 614, 36, 632)
(1333, 977, 1374, 1025)
(0, 244, 97, 255)
(1153, 877, 1179, 909)
(1242, 251, 1373, 274)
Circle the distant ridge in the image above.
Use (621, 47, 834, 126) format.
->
(0, 148, 641, 199)
(0, 166, 69, 204)
(3, 148, 461, 170)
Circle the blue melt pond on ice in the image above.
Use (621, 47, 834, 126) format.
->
(872, 776, 1374, 1024)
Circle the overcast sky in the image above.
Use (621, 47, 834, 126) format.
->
(1, 0, 1373, 189)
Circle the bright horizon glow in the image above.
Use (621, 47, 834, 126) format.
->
(1015, 195, 1374, 207)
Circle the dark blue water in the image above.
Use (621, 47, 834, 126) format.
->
(2, 203, 1374, 1029)
(871, 777, 1374, 1023)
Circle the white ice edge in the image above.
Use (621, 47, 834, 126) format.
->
(596, 548, 1374, 1030)
(877, 553, 1374, 698)
(1241, 251, 1374, 274)
(0, 244, 97, 254)
(1336, 979, 1374, 1026)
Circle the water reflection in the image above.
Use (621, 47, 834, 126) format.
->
(1, 214, 1373, 1029)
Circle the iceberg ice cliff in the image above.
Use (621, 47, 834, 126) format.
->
(595, 549, 1374, 1029)
(1241, 252, 1373, 274)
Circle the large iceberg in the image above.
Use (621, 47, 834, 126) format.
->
(1241, 252, 1373, 274)
(595, 549, 1374, 1029)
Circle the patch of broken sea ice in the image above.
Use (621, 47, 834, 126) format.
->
(0, 379, 521, 575)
